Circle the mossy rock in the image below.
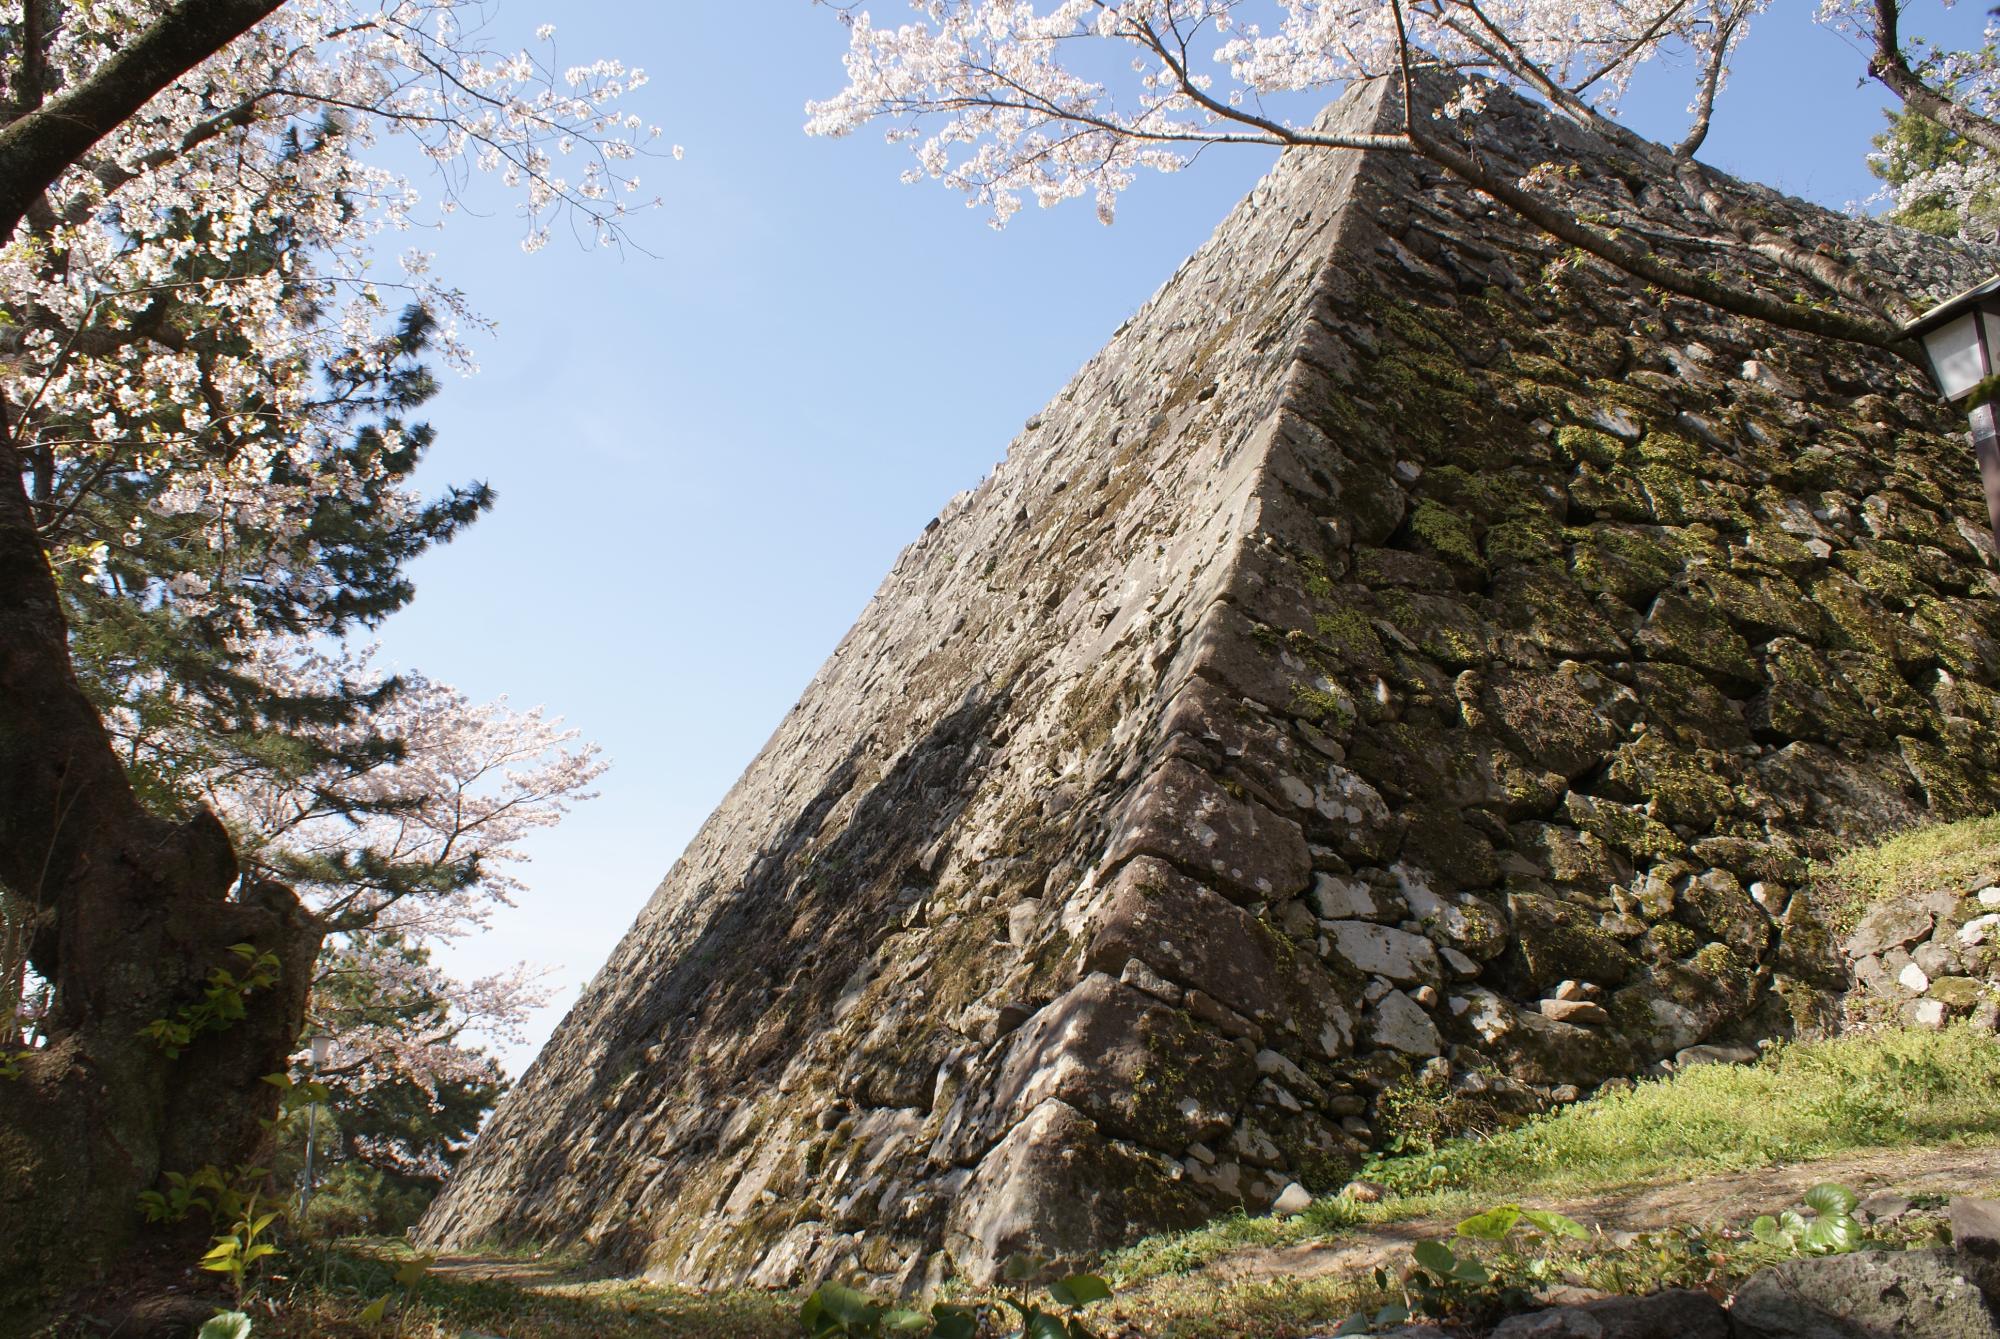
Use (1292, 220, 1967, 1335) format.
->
(1568, 524, 1682, 605)
(1495, 567, 1630, 659)
(1501, 891, 1639, 990)
(1635, 590, 1759, 690)
(1675, 870, 1773, 957)
(1605, 734, 1738, 830)
(1756, 638, 1878, 745)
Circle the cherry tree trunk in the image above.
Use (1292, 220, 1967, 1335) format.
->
(0, 449, 322, 1330)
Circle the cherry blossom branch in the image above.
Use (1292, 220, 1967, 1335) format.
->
(0, 0, 287, 238)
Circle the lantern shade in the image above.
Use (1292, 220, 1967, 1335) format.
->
(308, 1033, 335, 1068)
(1905, 275, 2000, 401)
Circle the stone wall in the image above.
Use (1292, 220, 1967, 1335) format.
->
(421, 76, 2000, 1290)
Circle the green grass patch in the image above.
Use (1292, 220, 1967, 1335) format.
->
(257, 1239, 796, 1338)
(1817, 813, 2000, 933)
(1363, 1026, 2000, 1199)
(1109, 1026, 2000, 1287)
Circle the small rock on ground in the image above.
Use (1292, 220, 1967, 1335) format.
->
(1730, 1249, 2000, 1339)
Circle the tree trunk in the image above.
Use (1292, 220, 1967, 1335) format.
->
(0, 439, 322, 1332)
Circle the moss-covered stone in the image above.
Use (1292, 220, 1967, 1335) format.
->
(1605, 735, 1737, 830)
(1567, 525, 1681, 605)
(1501, 891, 1638, 990)
(1635, 591, 1759, 688)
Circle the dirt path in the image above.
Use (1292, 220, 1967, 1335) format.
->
(1209, 1142, 2000, 1285)
(425, 1252, 612, 1288)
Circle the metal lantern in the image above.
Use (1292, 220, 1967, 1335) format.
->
(301, 1032, 334, 1214)
(308, 1032, 335, 1069)
(1903, 275, 2000, 547)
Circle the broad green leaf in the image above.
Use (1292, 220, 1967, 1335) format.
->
(198, 1314, 253, 1339)
(1047, 1273, 1113, 1308)
(1023, 1310, 1068, 1339)
(1450, 1258, 1491, 1284)
(1412, 1239, 1458, 1274)
(201, 1240, 240, 1262)
(242, 1243, 278, 1264)
(1802, 1214, 1861, 1254)
(1332, 1315, 1372, 1337)
(1778, 1210, 1809, 1235)
(1804, 1183, 1859, 1217)
(1455, 1205, 1522, 1241)
(814, 1282, 882, 1327)
(883, 1307, 930, 1331)
(1520, 1209, 1588, 1240)
(1374, 1302, 1411, 1325)
(1751, 1214, 1784, 1245)
(393, 1254, 435, 1288)
(931, 1304, 980, 1339)
(251, 1210, 282, 1235)
(358, 1297, 389, 1325)
(1004, 1252, 1048, 1282)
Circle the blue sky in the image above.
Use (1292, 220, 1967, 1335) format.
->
(378, 1, 1986, 1071)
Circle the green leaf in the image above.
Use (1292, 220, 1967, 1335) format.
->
(812, 1283, 882, 1328)
(1412, 1239, 1458, 1275)
(198, 1314, 253, 1339)
(1003, 1252, 1047, 1282)
(1047, 1274, 1113, 1308)
(1751, 1214, 1784, 1245)
(1023, 1310, 1069, 1339)
(1450, 1258, 1491, 1284)
(1519, 1209, 1588, 1240)
(1374, 1302, 1411, 1325)
(883, 1308, 930, 1332)
(1332, 1314, 1372, 1337)
(242, 1242, 278, 1265)
(393, 1253, 435, 1288)
(1778, 1210, 1809, 1236)
(358, 1297, 389, 1325)
(1804, 1183, 1859, 1217)
(930, 1304, 980, 1339)
(1802, 1214, 1861, 1254)
(1455, 1205, 1523, 1241)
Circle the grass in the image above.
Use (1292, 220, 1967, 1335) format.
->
(1817, 812, 2000, 933)
(1107, 1025, 2000, 1285)
(247, 1240, 796, 1338)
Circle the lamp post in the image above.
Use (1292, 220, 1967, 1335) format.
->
(301, 1032, 333, 1217)
(1903, 275, 2000, 549)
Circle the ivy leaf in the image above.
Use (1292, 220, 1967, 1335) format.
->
(1047, 1274, 1113, 1308)
(930, 1304, 980, 1339)
(197, 1314, 253, 1339)
(1455, 1205, 1523, 1241)
(1804, 1183, 1859, 1217)
(1413, 1239, 1459, 1275)
(1519, 1209, 1588, 1240)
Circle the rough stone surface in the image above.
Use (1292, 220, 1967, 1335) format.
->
(422, 74, 2000, 1288)
(1487, 1290, 1730, 1339)
(1730, 1250, 2000, 1339)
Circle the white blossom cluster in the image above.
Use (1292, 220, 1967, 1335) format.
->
(3, 0, 662, 642)
(801, 0, 1912, 226)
